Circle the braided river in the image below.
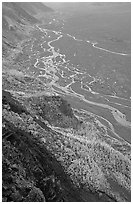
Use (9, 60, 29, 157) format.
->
(20, 17, 131, 144)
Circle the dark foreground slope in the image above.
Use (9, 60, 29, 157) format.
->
(2, 88, 131, 202)
(2, 90, 82, 202)
(2, 91, 80, 202)
(2, 2, 131, 202)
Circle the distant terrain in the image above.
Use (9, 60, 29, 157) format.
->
(2, 2, 131, 202)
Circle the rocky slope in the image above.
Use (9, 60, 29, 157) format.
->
(2, 2, 131, 202)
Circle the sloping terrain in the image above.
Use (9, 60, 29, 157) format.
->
(2, 2, 39, 57)
(2, 2, 39, 24)
(2, 88, 131, 202)
(2, 2, 131, 202)
(17, 2, 53, 15)
(2, 2, 52, 57)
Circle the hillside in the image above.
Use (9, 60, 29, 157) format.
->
(17, 2, 53, 15)
(2, 2, 131, 202)
(2, 2, 53, 57)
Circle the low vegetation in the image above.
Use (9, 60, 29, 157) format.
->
(2, 90, 131, 201)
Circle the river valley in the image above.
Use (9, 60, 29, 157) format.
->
(13, 16, 131, 144)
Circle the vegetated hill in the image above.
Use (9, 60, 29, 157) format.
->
(2, 90, 82, 202)
(2, 86, 131, 202)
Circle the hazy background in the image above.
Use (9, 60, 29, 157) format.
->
(44, 2, 131, 42)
